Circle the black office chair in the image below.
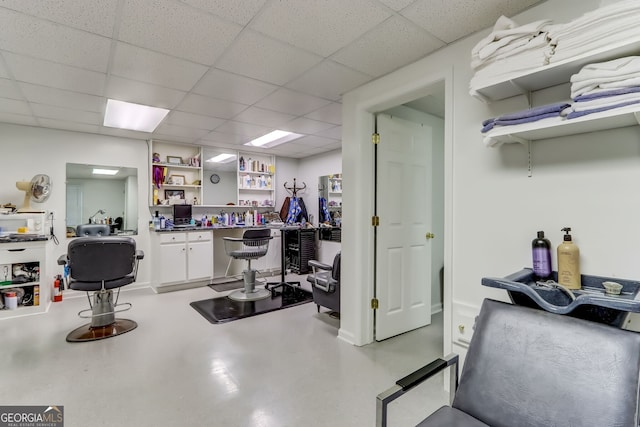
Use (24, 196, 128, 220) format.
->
(306, 251, 340, 314)
(376, 299, 640, 427)
(58, 228, 144, 342)
(223, 229, 272, 301)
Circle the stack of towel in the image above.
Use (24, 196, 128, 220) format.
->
(567, 56, 640, 119)
(547, 0, 640, 64)
(470, 16, 553, 97)
(482, 102, 571, 147)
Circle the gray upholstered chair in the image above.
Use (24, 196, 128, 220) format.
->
(376, 299, 640, 427)
(306, 252, 340, 314)
(223, 229, 272, 301)
(58, 233, 144, 342)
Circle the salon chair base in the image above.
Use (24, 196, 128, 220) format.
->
(66, 319, 137, 343)
(228, 269, 271, 302)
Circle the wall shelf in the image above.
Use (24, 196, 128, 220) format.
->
(473, 36, 640, 102)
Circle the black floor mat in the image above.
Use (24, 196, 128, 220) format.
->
(190, 285, 313, 324)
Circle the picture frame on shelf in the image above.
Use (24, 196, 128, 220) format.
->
(168, 175, 185, 185)
(167, 155, 183, 165)
(165, 189, 185, 200)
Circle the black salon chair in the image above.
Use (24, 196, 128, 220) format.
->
(58, 225, 144, 342)
(306, 252, 340, 314)
(376, 299, 640, 427)
(223, 229, 272, 301)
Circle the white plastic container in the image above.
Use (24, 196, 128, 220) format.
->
(4, 291, 18, 310)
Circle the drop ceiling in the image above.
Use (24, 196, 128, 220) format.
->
(0, 0, 542, 159)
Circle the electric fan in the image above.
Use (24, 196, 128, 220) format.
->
(16, 174, 52, 213)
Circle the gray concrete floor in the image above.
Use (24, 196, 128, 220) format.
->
(0, 275, 447, 427)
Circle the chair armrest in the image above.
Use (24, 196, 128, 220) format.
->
(136, 250, 144, 260)
(57, 254, 68, 266)
(222, 237, 244, 242)
(308, 260, 332, 271)
(376, 353, 459, 427)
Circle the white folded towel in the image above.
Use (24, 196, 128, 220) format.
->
(570, 56, 640, 97)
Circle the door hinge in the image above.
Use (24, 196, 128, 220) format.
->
(371, 298, 379, 310)
(372, 133, 380, 144)
(371, 216, 380, 226)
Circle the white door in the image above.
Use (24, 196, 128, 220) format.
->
(375, 114, 433, 341)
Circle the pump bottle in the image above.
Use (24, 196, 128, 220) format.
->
(532, 231, 552, 279)
(557, 227, 580, 290)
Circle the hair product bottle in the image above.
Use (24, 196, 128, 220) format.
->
(532, 231, 552, 279)
(557, 227, 580, 289)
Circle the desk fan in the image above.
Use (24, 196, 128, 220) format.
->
(16, 174, 52, 213)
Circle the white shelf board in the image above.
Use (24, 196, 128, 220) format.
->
(486, 104, 640, 145)
(473, 37, 640, 102)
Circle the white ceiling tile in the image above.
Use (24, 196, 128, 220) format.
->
(291, 135, 339, 148)
(119, 0, 242, 65)
(215, 120, 273, 138)
(105, 76, 187, 109)
(304, 102, 342, 125)
(0, 59, 8, 78)
(180, 0, 268, 25)
(377, 0, 416, 11)
(0, 8, 111, 72)
(148, 132, 196, 144)
(2, 52, 105, 95)
(30, 103, 102, 125)
(100, 127, 150, 140)
(0, 111, 38, 126)
(163, 111, 225, 131)
(0, 0, 119, 37)
(177, 93, 248, 119)
(200, 131, 247, 145)
(0, 78, 23, 100)
(233, 107, 295, 128)
(314, 125, 342, 140)
(193, 68, 277, 105)
(153, 122, 210, 139)
(286, 60, 372, 101)
(111, 43, 208, 91)
(20, 83, 104, 112)
(401, 0, 540, 43)
(332, 15, 445, 77)
(216, 30, 323, 86)
(0, 97, 31, 115)
(37, 118, 101, 134)
(280, 117, 335, 135)
(250, 0, 391, 57)
(256, 88, 331, 116)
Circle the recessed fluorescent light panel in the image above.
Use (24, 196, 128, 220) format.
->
(244, 130, 304, 148)
(93, 168, 119, 176)
(206, 153, 237, 163)
(104, 99, 169, 132)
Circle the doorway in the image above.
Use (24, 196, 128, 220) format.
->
(339, 67, 452, 348)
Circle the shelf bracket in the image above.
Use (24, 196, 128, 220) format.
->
(634, 112, 640, 125)
(507, 135, 532, 177)
(507, 80, 532, 106)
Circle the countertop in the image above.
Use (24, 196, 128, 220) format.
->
(153, 223, 305, 232)
(0, 234, 49, 243)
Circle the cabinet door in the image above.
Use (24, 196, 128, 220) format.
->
(159, 243, 187, 284)
(265, 229, 282, 272)
(187, 241, 213, 281)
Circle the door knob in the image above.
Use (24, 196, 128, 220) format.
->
(425, 232, 435, 239)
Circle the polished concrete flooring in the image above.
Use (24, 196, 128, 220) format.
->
(1, 276, 446, 427)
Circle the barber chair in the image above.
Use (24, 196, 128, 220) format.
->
(223, 229, 272, 301)
(58, 225, 144, 342)
(306, 252, 340, 314)
(376, 299, 640, 427)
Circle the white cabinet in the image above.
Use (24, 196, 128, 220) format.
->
(152, 231, 213, 291)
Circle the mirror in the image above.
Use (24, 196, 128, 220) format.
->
(202, 147, 238, 206)
(318, 173, 341, 242)
(66, 163, 138, 236)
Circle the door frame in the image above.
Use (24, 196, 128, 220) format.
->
(340, 66, 453, 350)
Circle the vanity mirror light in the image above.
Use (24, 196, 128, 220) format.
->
(318, 173, 342, 242)
(65, 163, 138, 236)
(202, 147, 238, 206)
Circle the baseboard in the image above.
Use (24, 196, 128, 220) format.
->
(152, 280, 209, 294)
(337, 328, 356, 346)
(431, 302, 443, 314)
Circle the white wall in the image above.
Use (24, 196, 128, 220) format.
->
(274, 156, 300, 216)
(342, 0, 628, 346)
(202, 170, 236, 205)
(297, 149, 342, 226)
(0, 123, 151, 287)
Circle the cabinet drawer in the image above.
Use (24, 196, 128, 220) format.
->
(188, 231, 211, 242)
(159, 233, 186, 244)
(0, 246, 45, 264)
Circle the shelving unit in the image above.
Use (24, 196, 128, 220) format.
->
(237, 152, 275, 207)
(150, 140, 203, 207)
(473, 36, 640, 102)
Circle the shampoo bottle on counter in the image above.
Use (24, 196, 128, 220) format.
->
(532, 231, 552, 279)
(557, 227, 580, 290)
